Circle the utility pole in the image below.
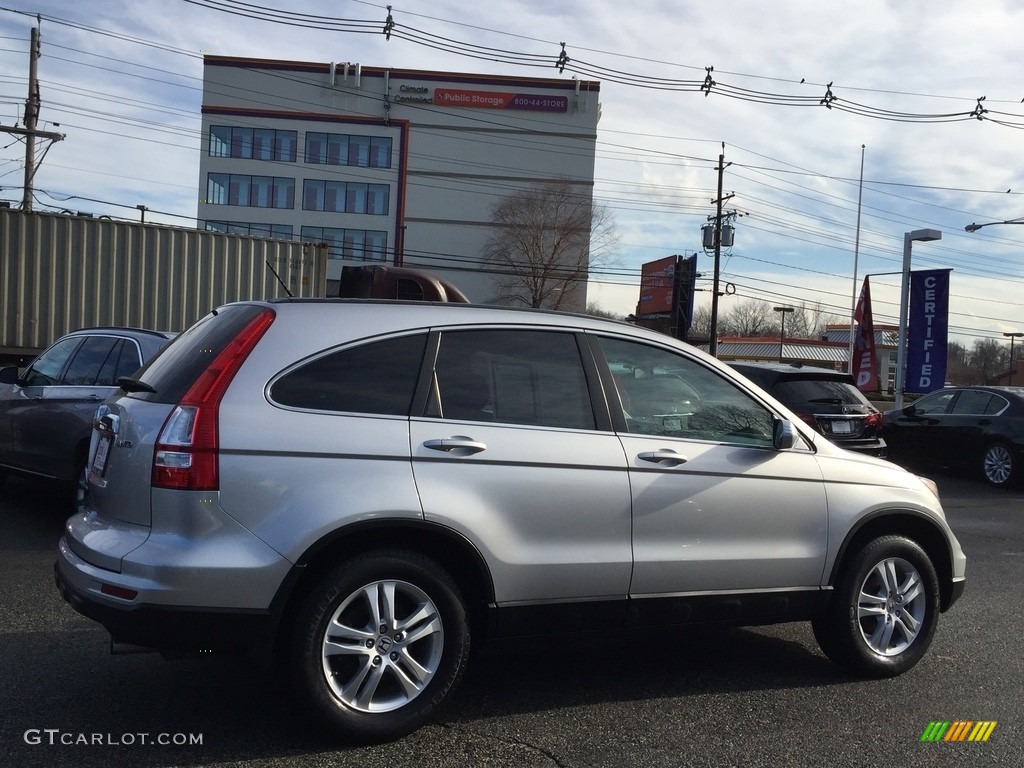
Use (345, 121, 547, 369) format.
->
(1, 23, 65, 211)
(707, 144, 733, 357)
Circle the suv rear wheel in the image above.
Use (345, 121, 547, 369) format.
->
(291, 551, 470, 742)
(812, 535, 939, 677)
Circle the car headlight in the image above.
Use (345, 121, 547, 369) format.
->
(918, 475, 941, 501)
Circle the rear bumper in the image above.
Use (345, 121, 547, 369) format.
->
(55, 541, 273, 655)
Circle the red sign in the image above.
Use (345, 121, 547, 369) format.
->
(637, 256, 679, 315)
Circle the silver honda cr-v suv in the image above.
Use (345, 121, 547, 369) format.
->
(55, 299, 966, 742)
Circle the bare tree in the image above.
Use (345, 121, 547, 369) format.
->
(689, 304, 713, 339)
(484, 181, 618, 310)
(721, 299, 774, 337)
(584, 302, 623, 320)
(970, 338, 1004, 384)
(782, 302, 841, 340)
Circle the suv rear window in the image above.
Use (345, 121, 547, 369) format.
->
(773, 378, 869, 406)
(128, 304, 271, 404)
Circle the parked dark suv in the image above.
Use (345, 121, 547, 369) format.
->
(729, 362, 886, 456)
(56, 301, 963, 742)
(0, 327, 174, 505)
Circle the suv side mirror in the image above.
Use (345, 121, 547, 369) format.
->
(773, 418, 798, 450)
(0, 366, 19, 385)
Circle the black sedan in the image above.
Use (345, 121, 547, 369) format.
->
(882, 386, 1024, 487)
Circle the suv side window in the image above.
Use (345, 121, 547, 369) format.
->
(20, 336, 84, 387)
(597, 336, 774, 446)
(62, 336, 122, 385)
(430, 330, 595, 430)
(271, 333, 427, 415)
(111, 340, 144, 383)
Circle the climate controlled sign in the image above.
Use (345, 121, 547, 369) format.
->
(433, 88, 568, 112)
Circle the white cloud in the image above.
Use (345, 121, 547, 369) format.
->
(2, 0, 1023, 345)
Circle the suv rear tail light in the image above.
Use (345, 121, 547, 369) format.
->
(152, 308, 275, 490)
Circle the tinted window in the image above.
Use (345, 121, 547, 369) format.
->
(985, 394, 1009, 415)
(773, 378, 869, 407)
(62, 336, 121, 385)
(271, 334, 427, 415)
(598, 337, 774, 446)
(951, 389, 994, 415)
(431, 330, 595, 430)
(910, 390, 956, 415)
(20, 336, 83, 387)
(130, 304, 271, 404)
(112, 341, 144, 381)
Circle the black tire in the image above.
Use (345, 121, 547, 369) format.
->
(812, 535, 939, 678)
(981, 442, 1016, 488)
(290, 550, 470, 743)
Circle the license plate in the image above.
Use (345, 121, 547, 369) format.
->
(91, 434, 112, 476)
(831, 420, 853, 434)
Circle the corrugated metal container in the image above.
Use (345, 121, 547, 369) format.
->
(1, 209, 327, 356)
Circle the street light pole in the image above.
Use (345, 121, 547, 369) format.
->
(773, 306, 794, 363)
(895, 229, 942, 411)
(965, 217, 1024, 233)
(1004, 332, 1023, 386)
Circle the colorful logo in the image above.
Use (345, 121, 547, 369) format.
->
(921, 721, 997, 742)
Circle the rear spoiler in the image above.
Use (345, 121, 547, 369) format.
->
(337, 266, 470, 303)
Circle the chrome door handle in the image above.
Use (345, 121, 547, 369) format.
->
(423, 437, 487, 455)
(637, 450, 688, 466)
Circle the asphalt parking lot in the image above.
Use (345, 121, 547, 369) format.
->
(1, 470, 1021, 767)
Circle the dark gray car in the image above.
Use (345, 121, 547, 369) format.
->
(0, 327, 174, 504)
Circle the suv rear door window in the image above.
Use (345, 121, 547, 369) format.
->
(62, 336, 122, 385)
(271, 334, 427, 415)
(430, 330, 595, 430)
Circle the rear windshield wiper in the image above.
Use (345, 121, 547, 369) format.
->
(808, 397, 844, 404)
(117, 376, 156, 393)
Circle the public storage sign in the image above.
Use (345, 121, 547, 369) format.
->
(433, 88, 568, 112)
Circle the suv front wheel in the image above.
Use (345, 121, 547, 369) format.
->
(812, 535, 939, 677)
(291, 550, 471, 742)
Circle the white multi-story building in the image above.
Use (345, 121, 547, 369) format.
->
(198, 56, 601, 307)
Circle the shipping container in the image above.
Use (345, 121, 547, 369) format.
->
(0, 209, 328, 363)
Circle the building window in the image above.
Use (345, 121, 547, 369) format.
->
(302, 226, 388, 262)
(302, 180, 389, 214)
(305, 132, 392, 168)
(206, 174, 295, 209)
(205, 221, 294, 239)
(208, 126, 297, 162)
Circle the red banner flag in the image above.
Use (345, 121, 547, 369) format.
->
(852, 276, 878, 391)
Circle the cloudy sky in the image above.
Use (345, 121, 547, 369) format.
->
(3, 0, 1024, 346)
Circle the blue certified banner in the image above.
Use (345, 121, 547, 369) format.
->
(906, 269, 951, 393)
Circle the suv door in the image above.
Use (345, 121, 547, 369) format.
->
(409, 328, 632, 631)
(0, 335, 86, 477)
(592, 336, 828, 624)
